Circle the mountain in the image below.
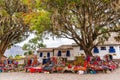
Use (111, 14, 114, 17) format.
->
(4, 45, 26, 57)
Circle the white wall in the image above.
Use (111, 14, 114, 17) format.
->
(54, 49, 75, 60)
(73, 45, 120, 59)
(93, 46, 110, 59)
(54, 50, 58, 57)
(72, 46, 85, 56)
(93, 45, 120, 59)
(37, 45, 120, 61)
(67, 49, 75, 60)
(109, 45, 120, 59)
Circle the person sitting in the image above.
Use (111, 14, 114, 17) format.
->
(42, 62, 55, 73)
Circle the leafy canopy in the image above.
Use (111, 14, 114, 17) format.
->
(33, 0, 120, 56)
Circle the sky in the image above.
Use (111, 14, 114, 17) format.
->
(16, 34, 75, 48)
(5, 37, 75, 57)
(43, 37, 75, 48)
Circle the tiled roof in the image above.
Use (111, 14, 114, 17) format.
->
(99, 33, 120, 46)
(55, 45, 73, 50)
(37, 48, 54, 52)
(104, 33, 120, 44)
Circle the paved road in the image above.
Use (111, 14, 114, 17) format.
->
(0, 68, 120, 80)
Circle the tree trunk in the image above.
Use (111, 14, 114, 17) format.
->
(0, 53, 2, 61)
(0, 42, 9, 61)
(81, 44, 94, 57)
(0, 46, 6, 60)
(84, 49, 93, 57)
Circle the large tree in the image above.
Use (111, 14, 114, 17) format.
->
(0, 0, 51, 60)
(0, 0, 30, 60)
(36, 0, 120, 56)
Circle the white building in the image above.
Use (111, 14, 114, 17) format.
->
(37, 48, 54, 58)
(37, 44, 120, 61)
(37, 33, 120, 60)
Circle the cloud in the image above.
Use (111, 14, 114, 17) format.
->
(43, 38, 75, 48)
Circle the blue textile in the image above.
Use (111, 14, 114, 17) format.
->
(42, 58, 47, 65)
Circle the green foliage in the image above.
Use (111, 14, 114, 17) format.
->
(22, 44, 31, 50)
(75, 56, 84, 66)
(23, 50, 33, 55)
(0, 0, 31, 57)
(14, 55, 23, 59)
(102, 0, 110, 2)
(29, 10, 51, 34)
(38, 0, 120, 56)
(8, 55, 13, 59)
(22, 34, 46, 51)
(34, 0, 42, 9)
(28, 50, 33, 55)
(21, 0, 28, 4)
(0, 10, 8, 16)
(101, 28, 108, 33)
(24, 52, 28, 55)
(21, 1, 51, 34)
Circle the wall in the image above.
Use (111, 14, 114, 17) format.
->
(54, 49, 75, 60)
(37, 52, 53, 58)
(74, 45, 120, 59)
(37, 45, 120, 60)
(72, 46, 85, 57)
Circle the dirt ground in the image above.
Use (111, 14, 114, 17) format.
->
(0, 68, 120, 80)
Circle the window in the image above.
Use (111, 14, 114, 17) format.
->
(93, 47, 99, 53)
(40, 52, 43, 57)
(66, 50, 70, 57)
(109, 46, 115, 53)
(58, 51, 61, 56)
(110, 46, 113, 48)
(101, 47, 106, 50)
(80, 47, 83, 50)
(47, 52, 50, 57)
